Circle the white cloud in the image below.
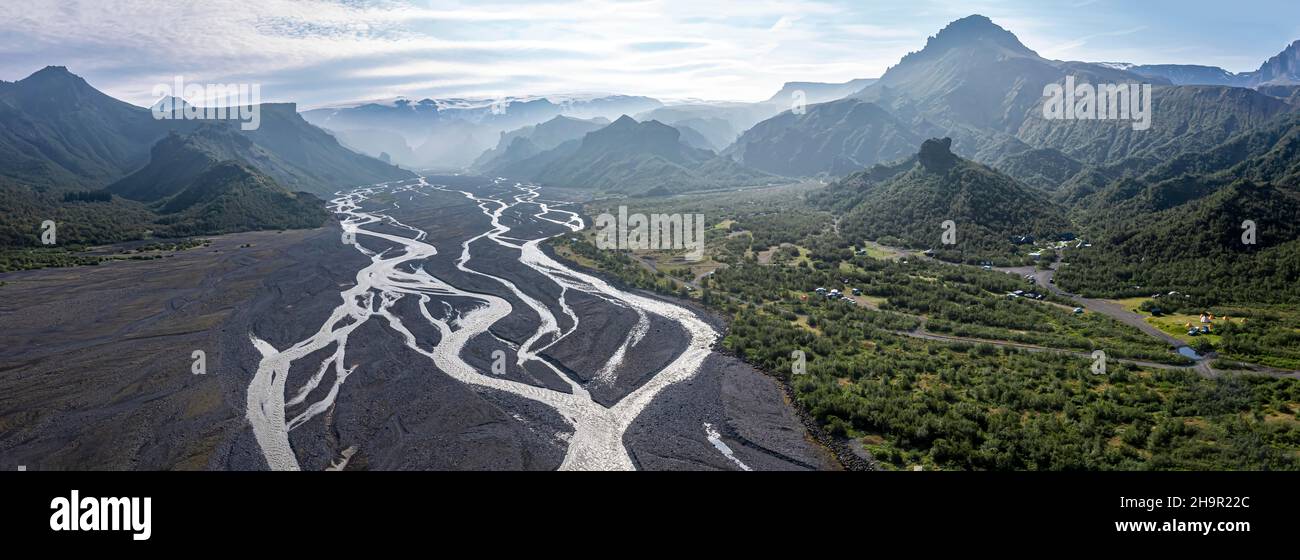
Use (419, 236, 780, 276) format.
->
(3, 0, 1289, 106)
(0, 0, 902, 104)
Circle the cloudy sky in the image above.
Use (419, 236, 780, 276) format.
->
(1, 0, 1297, 108)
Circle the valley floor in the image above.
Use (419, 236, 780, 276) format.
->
(0, 177, 837, 471)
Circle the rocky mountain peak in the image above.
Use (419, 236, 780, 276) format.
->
(918, 137, 957, 171)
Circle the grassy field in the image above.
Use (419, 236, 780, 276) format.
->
(860, 241, 904, 260)
(1107, 296, 1298, 367)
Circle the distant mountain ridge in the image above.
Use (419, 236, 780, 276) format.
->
(1114, 40, 1300, 88)
(485, 115, 776, 194)
(302, 94, 663, 169)
(472, 115, 609, 172)
(765, 78, 879, 104)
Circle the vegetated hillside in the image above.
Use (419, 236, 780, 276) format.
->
(992, 147, 1085, 193)
(1016, 85, 1291, 166)
(1060, 180, 1300, 303)
(1069, 112, 1300, 218)
(0, 177, 157, 247)
(1057, 115, 1300, 303)
(813, 138, 1070, 260)
(110, 125, 284, 201)
(108, 126, 327, 234)
(149, 161, 327, 236)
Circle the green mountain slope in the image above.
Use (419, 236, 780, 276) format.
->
(1016, 85, 1291, 166)
(814, 138, 1071, 260)
(1057, 113, 1300, 302)
(93, 126, 327, 237)
(151, 161, 328, 235)
(1058, 181, 1300, 303)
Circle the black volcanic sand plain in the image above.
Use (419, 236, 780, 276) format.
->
(0, 175, 836, 471)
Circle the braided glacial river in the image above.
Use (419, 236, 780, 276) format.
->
(244, 177, 721, 470)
